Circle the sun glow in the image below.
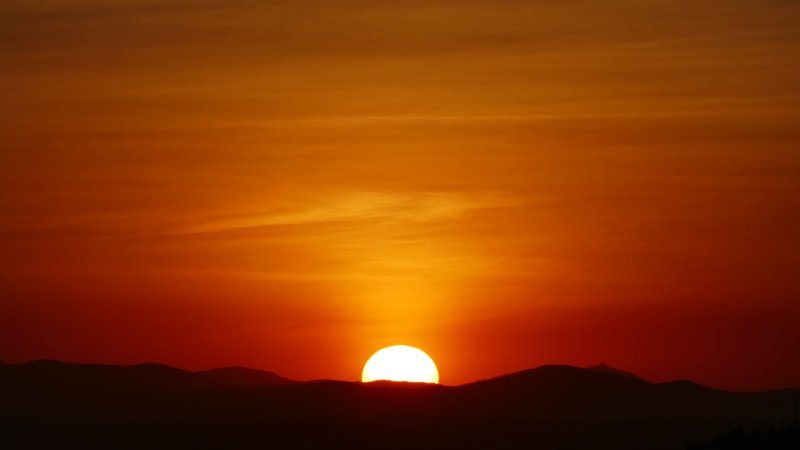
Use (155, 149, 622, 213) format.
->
(361, 345, 440, 384)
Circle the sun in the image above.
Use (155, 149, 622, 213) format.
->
(361, 345, 439, 384)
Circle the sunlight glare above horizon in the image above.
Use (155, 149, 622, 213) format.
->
(361, 345, 440, 384)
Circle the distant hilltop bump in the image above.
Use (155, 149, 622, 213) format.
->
(586, 363, 647, 381)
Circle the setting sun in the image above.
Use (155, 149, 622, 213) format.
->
(361, 345, 440, 384)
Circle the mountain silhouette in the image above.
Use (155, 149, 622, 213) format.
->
(2, 359, 210, 390)
(1, 360, 797, 449)
(586, 363, 646, 381)
(196, 367, 297, 387)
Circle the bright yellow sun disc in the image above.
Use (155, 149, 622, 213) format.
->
(361, 345, 439, 384)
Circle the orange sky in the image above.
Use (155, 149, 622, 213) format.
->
(2, 0, 799, 390)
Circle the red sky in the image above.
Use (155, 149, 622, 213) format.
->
(2, 0, 800, 390)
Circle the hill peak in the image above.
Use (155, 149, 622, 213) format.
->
(586, 364, 646, 381)
(197, 366, 296, 387)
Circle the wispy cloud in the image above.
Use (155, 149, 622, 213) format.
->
(174, 190, 517, 236)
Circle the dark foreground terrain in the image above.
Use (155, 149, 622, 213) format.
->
(1, 360, 797, 449)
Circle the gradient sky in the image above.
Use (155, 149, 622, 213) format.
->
(2, 0, 799, 390)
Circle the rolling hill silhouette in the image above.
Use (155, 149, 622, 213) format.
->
(196, 367, 297, 387)
(586, 363, 646, 381)
(1, 360, 797, 449)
